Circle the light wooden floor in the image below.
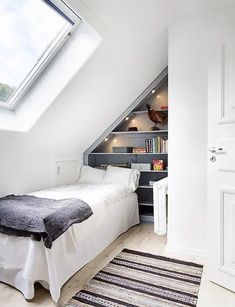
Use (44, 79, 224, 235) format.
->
(0, 224, 235, 307)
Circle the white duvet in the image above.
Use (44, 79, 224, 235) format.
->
(0, 183, 139, 302)
(32, 182, 133, 206)
(29, 183, 133, 247)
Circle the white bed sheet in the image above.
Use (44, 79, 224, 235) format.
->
(0, 183, 139, 302)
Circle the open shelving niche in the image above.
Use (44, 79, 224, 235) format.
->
(84, 68, 168, 223)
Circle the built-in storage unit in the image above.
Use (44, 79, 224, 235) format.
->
(84, 68, 168, 223)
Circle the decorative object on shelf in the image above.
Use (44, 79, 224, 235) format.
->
(160, 105, 168, 110)
(128, 127, 138, 131)
(146, 103, 168, 130)
(153, 159, 164, 171)
(112, 146, 133, 153)
(131, 163, 151, 171)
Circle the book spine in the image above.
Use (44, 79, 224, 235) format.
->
(150, 139, 153, 153)
(145, 139, 149, 153)
(163, 140, 165, 153)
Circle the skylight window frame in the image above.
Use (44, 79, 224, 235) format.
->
(0, 0, 81, 111)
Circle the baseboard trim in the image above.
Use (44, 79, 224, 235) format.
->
(165, 243, 207, 260)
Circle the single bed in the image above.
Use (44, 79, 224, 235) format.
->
(0, 171, 140, 302)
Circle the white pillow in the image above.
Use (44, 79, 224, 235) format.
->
(78, 166, 105, 184)
(103, 166, 140, 191)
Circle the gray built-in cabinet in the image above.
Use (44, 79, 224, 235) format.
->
(84, 68, 168, 223)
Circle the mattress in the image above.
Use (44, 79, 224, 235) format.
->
(0, 183, 139, 302)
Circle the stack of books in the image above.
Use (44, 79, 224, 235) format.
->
(145, 137, 168, 153)
(132, 147, 146, 153)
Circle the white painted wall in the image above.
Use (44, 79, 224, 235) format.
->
(0, 0, 173, 196)
(167, 4, 235, 256)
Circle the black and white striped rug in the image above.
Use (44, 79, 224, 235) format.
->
(65, 249, 203, 307)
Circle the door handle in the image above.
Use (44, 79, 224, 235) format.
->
(208, 147, 224, 154)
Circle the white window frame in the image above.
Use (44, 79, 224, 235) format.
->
(0, 0, 81, 111)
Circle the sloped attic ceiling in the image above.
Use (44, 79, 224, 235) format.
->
(169, 0, 235, 15)
(0, 0, 173, 196)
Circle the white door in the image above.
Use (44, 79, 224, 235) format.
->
(208, 37, 235, 292)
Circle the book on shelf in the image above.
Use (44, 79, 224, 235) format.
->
(145, 137, 168, 153)
(98, 163, 129, 169)
(132, 147, 146, 153)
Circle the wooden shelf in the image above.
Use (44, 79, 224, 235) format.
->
(91, 152, 168, 155)
(132, 110, 168, 115)
(138, 185, 153, 189)
(139, 202, 153, 207)
(140, 214, 154, 223)
(139, 170, 168, 173)
(111, 130, 168, 135)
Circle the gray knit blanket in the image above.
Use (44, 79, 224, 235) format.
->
(0, 195, 93, 248)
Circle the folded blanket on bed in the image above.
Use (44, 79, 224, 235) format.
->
(0, 195, 93, 248)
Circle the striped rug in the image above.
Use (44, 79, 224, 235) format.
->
(65, 249, 203, 307)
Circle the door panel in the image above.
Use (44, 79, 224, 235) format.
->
(220, 39, 235, 124)
(208, 36, 235, 292)
(55, 160, 78, 186)
(220, 189, 235, 275)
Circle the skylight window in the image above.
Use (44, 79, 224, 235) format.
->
(0, 0, 80, 110)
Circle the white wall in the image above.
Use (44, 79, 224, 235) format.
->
(0, 0, 173, 196)
(167, 4, 235, 256)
